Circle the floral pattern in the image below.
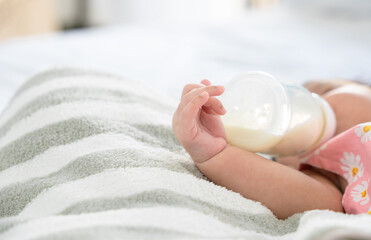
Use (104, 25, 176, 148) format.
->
(301, 122, 371, 214)
(340, 152, 364, 183)
(355, 124, 371, 144)
(351, 180, 369, 206)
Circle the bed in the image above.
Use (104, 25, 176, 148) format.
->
(1, 7, 371, 113)
(1, 6, 371, 240)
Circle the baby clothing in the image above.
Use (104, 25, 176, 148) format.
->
(300, 122, 371, 215)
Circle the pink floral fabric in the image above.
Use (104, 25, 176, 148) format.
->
(300, 122, 371, 215)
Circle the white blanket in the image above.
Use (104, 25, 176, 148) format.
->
(0, 69, 370, 240)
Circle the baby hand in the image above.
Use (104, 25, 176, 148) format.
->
(172, 80, 227, 164)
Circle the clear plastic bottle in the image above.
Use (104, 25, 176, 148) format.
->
(220, 71, 336, 157)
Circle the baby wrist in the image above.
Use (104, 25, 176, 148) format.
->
(194, 144, 229, 168)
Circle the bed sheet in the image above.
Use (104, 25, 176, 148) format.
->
(0, 9, 371, 113)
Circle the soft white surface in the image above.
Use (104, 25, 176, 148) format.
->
(0, 8, 371, 113)
(1, 69, 371, 239)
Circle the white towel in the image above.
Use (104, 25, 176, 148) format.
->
(0, 68, 370, 240)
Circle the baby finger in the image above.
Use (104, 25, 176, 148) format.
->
(203, 97, 226, 115)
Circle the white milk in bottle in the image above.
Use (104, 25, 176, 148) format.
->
(220, 72, 336, 157)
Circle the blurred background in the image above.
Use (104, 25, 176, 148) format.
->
(1, 0, 371, 40)
(0, 0, 277, 40)
(0, 0, 371, 112)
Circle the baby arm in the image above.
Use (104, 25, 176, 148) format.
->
(173, 81, 344, 219)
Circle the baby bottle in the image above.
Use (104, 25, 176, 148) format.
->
(220, 71, 337, 157)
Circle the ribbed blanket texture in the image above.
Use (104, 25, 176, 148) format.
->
(0, 69, 370, 240)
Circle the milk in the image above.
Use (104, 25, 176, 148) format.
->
(224, 113, 323, 156)
(263, 116, 324, 156)
(220, 71, 337, 157)
(224, 126, 283, 152)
